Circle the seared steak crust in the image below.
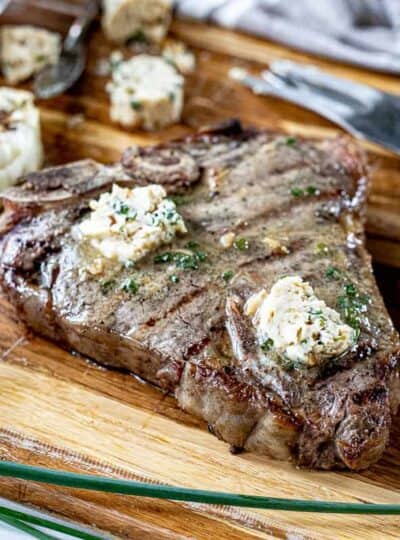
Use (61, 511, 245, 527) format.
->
(1, 121, 399, 470)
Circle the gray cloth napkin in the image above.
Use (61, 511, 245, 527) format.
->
(174, 0, 400, 73)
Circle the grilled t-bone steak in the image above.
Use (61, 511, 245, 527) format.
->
(0, 121, 399, 470)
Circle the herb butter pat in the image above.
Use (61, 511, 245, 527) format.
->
(0, 87, 43, 191)
(0, 25, 61, 84)
(107, 54, 184, 130)
(102, 0, 172, 44)
(245, 276, 356, 367)
(79, 184, 187, 263)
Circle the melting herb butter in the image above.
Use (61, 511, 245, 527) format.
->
(79, 184, 186, 264)
(245, 276, 356, 367)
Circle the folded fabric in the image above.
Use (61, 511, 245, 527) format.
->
(174, 0, 400, 73)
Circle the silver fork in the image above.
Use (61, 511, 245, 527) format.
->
(33, 0, 99, 99)
(234, 60, 400, 154)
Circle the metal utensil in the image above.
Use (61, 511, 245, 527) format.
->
(33, 0, 98, 99)
(233, 60, 400, 154)
(0, 0, 10, 15)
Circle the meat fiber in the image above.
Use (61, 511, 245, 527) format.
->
(1, 121, 399, 470)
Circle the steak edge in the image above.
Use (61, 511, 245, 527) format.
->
(1, 121, 399, 470)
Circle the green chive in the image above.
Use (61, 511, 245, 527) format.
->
(100, 279, 116, 295)
(222, 270, 234, 282)
(121, 278, 138, 295)
(234, 238, 249, 251)
(0, 460, 400, 514)
(130, 100, 142, 111)
(285, 136, 297, 146)
(154, 252, 174, 263)
(261, 338, 274, 352)
(344, 283, 357, 297)
(291, 187, 304, 197)
(315, 242, 330, 256)
(326, 266, 341, 280)
(185, 241, 200, 250)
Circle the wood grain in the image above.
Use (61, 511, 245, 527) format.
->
(0, 18, 400, 540)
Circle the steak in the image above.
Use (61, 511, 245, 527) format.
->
(0, 121, 399, 470)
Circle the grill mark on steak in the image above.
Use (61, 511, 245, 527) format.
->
(134, 286, 207, 333)
(0, 121, 399, 470)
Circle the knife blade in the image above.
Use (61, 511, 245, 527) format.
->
(231, 62, 400, 155)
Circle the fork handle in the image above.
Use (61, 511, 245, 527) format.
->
(64, 0, 98, 51)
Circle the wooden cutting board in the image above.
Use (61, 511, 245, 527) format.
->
(0, 18, 400, 540)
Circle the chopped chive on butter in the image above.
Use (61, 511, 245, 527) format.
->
(130, 100, 142, 111)
(35, 54, 48, 63)
(170, 274, 180, 284)
(222, 270, 234, 282)
(261, 338, 274, 352)
(234, 238, 249, 251)
(326, 266, 342, 280)
(116, 202, 130, 215)
(121, 278, 138, 295)
(100, 278, 116, 295)
(128, 29, 148, 43)
(286, 136, 297, 146)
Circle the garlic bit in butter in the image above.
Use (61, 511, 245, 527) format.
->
(245, 276, 356, 367)
(79, 183, 187, 264)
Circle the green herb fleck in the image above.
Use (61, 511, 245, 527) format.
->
(154, 246, 207, 271)
(170, 274, 180, 284)
(344, 283, 357, 297)
(117, 203, 130, 215)
(306, 185, 317, 195)
(291, 187, 304, 197)
(35, 54, 48, 63)
(282, 358, 296, 371)
(309, 309, 323, 316)
(222, 270, 234, 283)
(121, 278, 138, 295)
(154, 252, 174, 264)
(285, 136, 297, 146)
(100, 279, 116, 295)
(130, 100, 142, 111)
(337, 283, 370, 336)
(185, 241, 200, 250)
(128, 29, 148, 43)
(261, 338, 274, 352)
(168, 91, 175, 102)
(315, 242, 330, 256)
(170, 195, 187, 206)
(326, 266, 341, 280)
(291, 185, 318, 197)
(234, 238, 249, 251)
(174, 252, 201, 270)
